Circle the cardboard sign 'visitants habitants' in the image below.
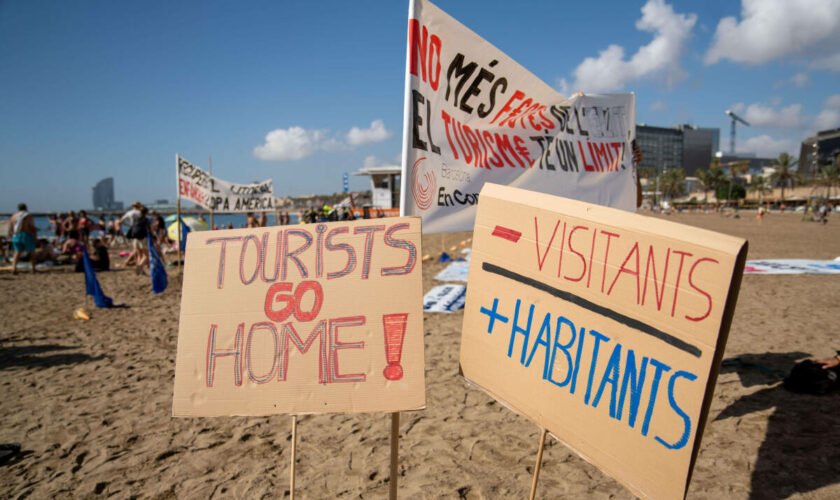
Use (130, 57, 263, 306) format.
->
(460, 184, 747, 500)
(173, 217, 425, 416)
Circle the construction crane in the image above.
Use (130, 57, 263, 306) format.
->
(725, 109, 749, 154)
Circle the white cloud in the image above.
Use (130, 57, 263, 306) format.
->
(705, 0, 840, 65)
(254, 120, 393, 162)
(650, 99, 668, 112)
(741, 103, 805, 128)
(730, 102, 745, 114)
(253, 126, 329, 161)
(738, 135, 798, 157)
(346, 120, 392, 146)
(810, 52, 840, 71)
(363, 155, 383, 168)
(791, 72, 811, 88)
(557, 0, 696, 93)
(814, 109, 840, 131)
(825, 94, 840, 108)
(814, 94, 840, 131)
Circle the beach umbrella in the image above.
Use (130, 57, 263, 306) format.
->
(167, 217, 207, 242)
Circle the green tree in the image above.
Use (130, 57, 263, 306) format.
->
(727, 161, 750, 204)
(638, 166, 658, 206)
(660, 168, 687, 201)
(749, 175, 770, 204)
(716, 183, 746, 200)
(815, 162, 840, 200)
(769, 152, 800, 203)
(695, 168, 711, 203)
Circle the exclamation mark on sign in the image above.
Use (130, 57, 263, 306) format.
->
(382, 313, 408, 380)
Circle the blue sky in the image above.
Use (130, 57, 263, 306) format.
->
(2, 0, 839, 213)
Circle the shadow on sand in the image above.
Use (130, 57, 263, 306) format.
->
(0, 344, 105, 370)
(717, 352, 840, 499)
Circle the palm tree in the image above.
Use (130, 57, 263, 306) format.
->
(696, 168, 711, 203)
(726, 161, 750, 205)
(815, 162, 840, 200)
(769, 152, 800, 203)
(749, 175, 770, 204)
(660, 168, 687, 201)
(638, 166, 657, 206)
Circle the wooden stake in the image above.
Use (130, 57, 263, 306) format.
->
(290, 415, 297, 500)
(529, 428, 547, 500)
(208, 157, 214, 230)
(389, 412, 400, 500)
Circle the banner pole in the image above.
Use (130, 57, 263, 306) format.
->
(175, 154, 182, 272)
(398, 0, 417, 218)
(389, 412, 400, 500)
(176, 198, 182, 271)
(208, 157, 214, 230)
(290, 415, 297, 500)
(528, 428, 547, 500)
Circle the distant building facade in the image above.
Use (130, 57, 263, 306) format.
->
(637, 125, 683, 173)
(92, 177, 124, 210)
(636, 124, 720, 176)
(800, 127, 840, 176)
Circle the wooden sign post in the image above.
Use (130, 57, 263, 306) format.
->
(172, 217, 426, 496)
(460, 184, 747, 500)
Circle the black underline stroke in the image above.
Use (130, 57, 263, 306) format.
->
(481, 262, 702, 358)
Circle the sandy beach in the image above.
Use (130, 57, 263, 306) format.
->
(1, 211, 839, 499)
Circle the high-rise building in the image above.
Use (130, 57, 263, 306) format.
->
(636, 124, 720, 176)
(679, 125, 719, 175)
(92, 177, 123, 210)
(800, 128, 840, 176)
(636, 125, 683, 172)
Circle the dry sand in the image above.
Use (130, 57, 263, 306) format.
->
(1, 211, 839, 499)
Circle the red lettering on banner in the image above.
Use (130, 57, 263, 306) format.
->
(408, 20, 442, 91)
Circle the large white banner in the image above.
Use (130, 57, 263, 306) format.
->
(176, 155, 275, 212)
(400, 0, 637, 233)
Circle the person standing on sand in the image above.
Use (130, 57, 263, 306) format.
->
(246, 212, 259, 228)
(10, 203, 37, 275)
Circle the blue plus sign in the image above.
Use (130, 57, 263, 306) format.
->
(480, 298, 509, 334)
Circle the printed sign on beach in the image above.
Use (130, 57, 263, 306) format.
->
(460, 184, 747, 500)
(173, 217, 426, 416)
(176, 155, 275, 213)
(400, 0, 637, 233)
(744, 259, 840, 274)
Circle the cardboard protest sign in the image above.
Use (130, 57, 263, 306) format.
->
(400, 0, 637, 233)
(460, 184, 747, 500)
(177, 155, 275, 213)
(173, 217, 425, 416)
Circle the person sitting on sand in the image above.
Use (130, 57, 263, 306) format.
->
(75, 238, 109, 272)
(34, 239, 57, 264)
(10, 203, 37, 275)
(816, 352, 840, 370)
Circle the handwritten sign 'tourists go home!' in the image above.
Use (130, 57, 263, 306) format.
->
(173, 217, 425, 416)
(460, 184, 747, 500)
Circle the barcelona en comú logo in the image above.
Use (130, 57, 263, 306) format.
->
(412, 157, 436, 210)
